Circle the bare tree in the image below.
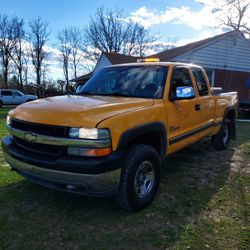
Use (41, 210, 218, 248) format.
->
(215, 0, 250, 36)
(29, 17, 50, 96)
(0, 15, 15, 88)
(57, 79, 66, 93)
(22, 51, 30, 86)
(10, 16, 27, 89)
(124, 23, 157, 57)
(68, 27, 84, 78)
(84, 7, 156, 61)
(58, 28, 72, 93)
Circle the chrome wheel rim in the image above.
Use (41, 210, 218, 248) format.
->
(134, 161, 155, 198)
(223, 124, 229, 145)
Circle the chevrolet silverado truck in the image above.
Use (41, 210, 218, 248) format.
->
(2, 61, 237, 211)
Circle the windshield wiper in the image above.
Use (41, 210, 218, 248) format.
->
(109, 91, 136, 97)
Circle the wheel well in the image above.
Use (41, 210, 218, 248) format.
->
(128, 131, 164, 157)
(227, 109, 236, 120)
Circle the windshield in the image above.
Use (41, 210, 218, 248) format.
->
(76, 65, 168, 98)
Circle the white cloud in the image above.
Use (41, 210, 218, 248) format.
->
(129, 0, 250, 32)
(129, 5, 218, 30)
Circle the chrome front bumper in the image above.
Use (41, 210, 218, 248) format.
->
(3, 152, 121, 197)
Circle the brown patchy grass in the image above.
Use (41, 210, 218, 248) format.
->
(0, 107, 249, 249)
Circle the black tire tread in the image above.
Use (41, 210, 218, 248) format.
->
(212, 118, 234, 150)
(115, 144, 160, 212)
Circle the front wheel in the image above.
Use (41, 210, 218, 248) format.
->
(115, 144, 161, 212)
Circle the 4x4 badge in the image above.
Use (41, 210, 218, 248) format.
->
(23, 132, 37, 143)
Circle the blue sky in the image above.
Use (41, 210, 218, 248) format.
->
(1, 0, 211, 44)
(1, 0, 240, 80)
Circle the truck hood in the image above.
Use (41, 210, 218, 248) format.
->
(10, 95, 154, 127)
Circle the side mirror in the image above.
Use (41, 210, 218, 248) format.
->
(175, 86, 195, 99)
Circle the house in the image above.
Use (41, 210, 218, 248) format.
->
(74, 30, 250, 101)
(72, 53, 139, 85)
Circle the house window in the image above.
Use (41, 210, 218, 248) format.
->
(204, 68, 215, 86)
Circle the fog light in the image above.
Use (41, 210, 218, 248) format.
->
(67, 147, 111, 157)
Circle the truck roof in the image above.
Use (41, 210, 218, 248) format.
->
(103, 61, 203, 69)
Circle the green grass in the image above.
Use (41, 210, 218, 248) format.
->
(0, 107, 249, 250)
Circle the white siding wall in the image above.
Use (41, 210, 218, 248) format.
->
(94, 54, 112, 73)
(173, 33, 250, 73)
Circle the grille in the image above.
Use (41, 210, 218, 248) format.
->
(11, 119, 69, 137)
(11, 119, 68, 157)
(14, 136, 66, 157)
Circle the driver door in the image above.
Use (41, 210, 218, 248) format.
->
(166, 66, 204, 154)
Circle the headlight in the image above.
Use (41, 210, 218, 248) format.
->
(69, 128, 110, 139)
(6, 115, 11, 126)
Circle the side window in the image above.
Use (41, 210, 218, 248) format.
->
(12, 90, 22, 97)
(192, 68, 209, 96)
(1, 91, 12, 96)
(170, 67, 193, 98)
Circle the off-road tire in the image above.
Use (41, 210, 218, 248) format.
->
(0, 101, 2, 108)
(115, 144, 161, 212)
(212, 118, 233, 150)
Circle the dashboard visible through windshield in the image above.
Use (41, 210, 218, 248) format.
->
(76, 65, 168, 99)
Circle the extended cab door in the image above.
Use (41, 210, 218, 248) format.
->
(191, 67, 215, 138)
(165, 66, 209, 154)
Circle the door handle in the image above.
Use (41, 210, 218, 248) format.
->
(195, 104, 201, 111)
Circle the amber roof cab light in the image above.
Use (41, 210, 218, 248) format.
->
(137, 58, 160, 63)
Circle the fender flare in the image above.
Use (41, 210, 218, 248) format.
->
(116, 122, 167, 158)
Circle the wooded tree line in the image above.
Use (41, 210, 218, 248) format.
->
(0, 1, 249, 96)
(0, 15, 50, 95)
(0, 7, 156, 95)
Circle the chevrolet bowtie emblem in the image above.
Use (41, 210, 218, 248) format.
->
(23, 132, 37, 143)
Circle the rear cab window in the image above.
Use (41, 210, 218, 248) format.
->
(1, 90, 12, 96)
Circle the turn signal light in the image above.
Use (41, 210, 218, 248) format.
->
(67, 147, 112, 157)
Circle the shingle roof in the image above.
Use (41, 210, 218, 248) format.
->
(102, 52, 139, 64)
(149, 30, 242, 61)
(70, 72, 93, 83)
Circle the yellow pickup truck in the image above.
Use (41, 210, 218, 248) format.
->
(2, 61, 237, 211)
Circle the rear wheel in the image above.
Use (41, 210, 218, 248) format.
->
(115, 144, 161, 212)
(212, 118, 233, 150)
(0, 101, 2, 108)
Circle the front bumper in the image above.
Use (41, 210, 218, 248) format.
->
(2, 136, 123, 197)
